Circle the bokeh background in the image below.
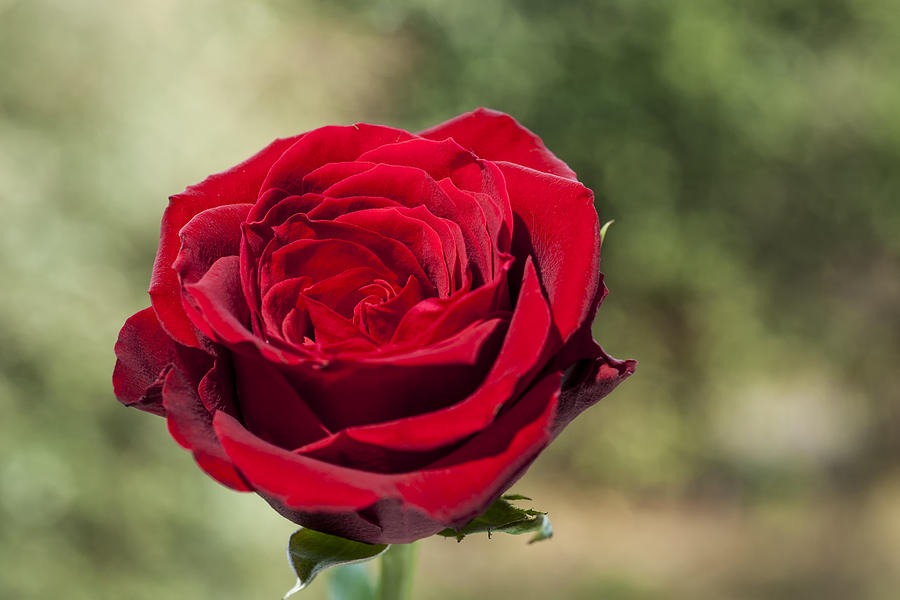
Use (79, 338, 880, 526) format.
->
(2, 0, 899, 598)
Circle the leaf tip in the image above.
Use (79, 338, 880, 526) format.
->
(599, 219, 614, 245)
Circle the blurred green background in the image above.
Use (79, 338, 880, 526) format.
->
(2, 0, 899, 598)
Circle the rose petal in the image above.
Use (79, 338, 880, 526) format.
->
(174, 203, 252, 285)
(553, 345, 637, 436)
(307, 195, 401, 221)
(385, 204, 469, 292)
(267, 317, 506, 430)
(389, 255, 511, 346)
(112, 307, 211, 417)
(358, 137, 513, 259)
(358, 276, 425, 344)
(260, 276, 311, 340)
(302, 267, 397, 318)
(418, 107, 577, 180)
(336, 207, 451, 297)
(497, 161, 602, 345)
(301, 161, 377, 194)
(343, 257, 552, 450)
(255, 124, 415, 211)
(162, 365, 250, 492)
(212, 371, 560, 543)
(150, 134, 302, 347)
(232, 352, 330, 450)
(260, 236, 405, 299)
(302, 294, 378, 348)
(181, 256, 309, 365)
(323, 163, 493, 286)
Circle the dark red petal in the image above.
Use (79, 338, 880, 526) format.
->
(344, 257, 552, 450)
(497, 161, 602, 345)
(553, 345, 637, 436)
(277, 315, 506, 430)
(255, 124, 415, 210)
(161, 366, 250, 492)
(419, 107, 578, 180)
(294, 431, 457, 475)
(232, 353, 330, 450)
(150, 135, 302, 347)
(112, 307, 210, 416)
(282, 308, 314, 346)
(212, 371, 560, 542)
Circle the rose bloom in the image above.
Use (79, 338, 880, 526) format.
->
(113, 108, 635, 544)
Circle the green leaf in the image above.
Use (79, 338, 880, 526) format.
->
(284, 528, 388, 598)
(500, 493, 532, 501)
(599, 219, 614, 245)
(437, 495, 553, 543)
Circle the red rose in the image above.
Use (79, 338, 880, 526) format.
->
(113, 108, 634, 544)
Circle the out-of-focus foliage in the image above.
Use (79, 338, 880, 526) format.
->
(2, 0, 898, 598)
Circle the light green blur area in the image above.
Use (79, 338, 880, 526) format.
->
(2, 1, 899, 598)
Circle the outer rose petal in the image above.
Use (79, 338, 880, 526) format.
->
(554, 344, 637, 436)
(150, 135, 303, 348)
(418, 107, 578, 180)
(162, 367, 250, 492)
(112, 307, 210, 416)
(212, 372, 560, 544)
(497, 161, 602, 346)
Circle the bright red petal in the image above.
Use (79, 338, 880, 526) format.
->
(419, 107, 577, 180)
(497, 161, 602, 345)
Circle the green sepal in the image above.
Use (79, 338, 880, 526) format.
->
(437, 494, 553, 543)
(599, 219, 614, 245)
(284, 527, 387, 598)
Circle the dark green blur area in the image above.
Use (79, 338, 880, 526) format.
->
(1, 0, 898, 598)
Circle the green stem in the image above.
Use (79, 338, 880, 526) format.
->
(376, 543, 417, 600)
